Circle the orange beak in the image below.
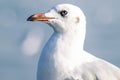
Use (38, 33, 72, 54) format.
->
(27, 14, 55, 22)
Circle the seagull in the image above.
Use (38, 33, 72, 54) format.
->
(27, 4, 120, 80)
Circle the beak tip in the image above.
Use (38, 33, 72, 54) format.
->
(27, 15, 35, 21)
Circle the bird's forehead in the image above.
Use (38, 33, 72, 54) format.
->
(54, 4, 70, 11)
(54, 4, 81, 14)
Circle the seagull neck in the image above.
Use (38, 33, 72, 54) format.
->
(42, 26, 87, 68)
(52, 28, 86, 52)
(58, 26, 86, 51)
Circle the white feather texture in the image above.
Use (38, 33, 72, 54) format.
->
(36, 4, 120, 80)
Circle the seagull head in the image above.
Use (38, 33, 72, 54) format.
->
(27, 4, 86, 33)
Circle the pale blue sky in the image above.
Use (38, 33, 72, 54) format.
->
(0, 0, 120, 80)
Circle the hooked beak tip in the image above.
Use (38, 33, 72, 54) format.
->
(27, 15, 35, 21)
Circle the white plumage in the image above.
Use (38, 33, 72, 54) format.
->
(27, 4, 120, 80)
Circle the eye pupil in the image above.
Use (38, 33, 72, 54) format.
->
(60, 10, 68, 17)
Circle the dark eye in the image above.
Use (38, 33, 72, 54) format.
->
(59, 10, 68, 17)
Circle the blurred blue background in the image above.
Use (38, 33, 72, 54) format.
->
(0, 0, 120, 80)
